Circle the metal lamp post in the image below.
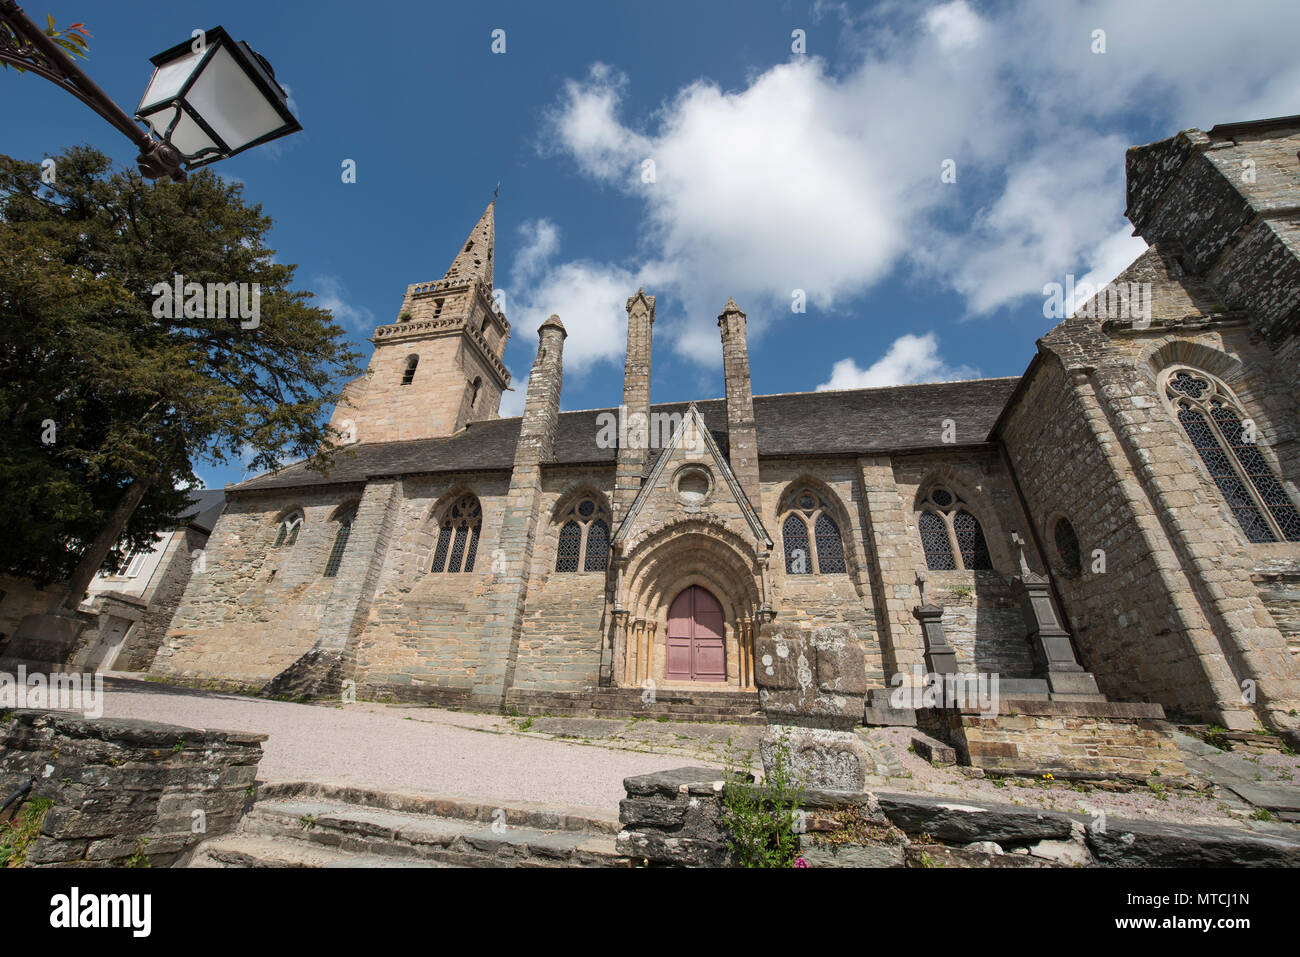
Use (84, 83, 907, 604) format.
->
(0, 2, 301, 180)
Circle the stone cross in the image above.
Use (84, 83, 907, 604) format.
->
(1010, 531, 1032, 577)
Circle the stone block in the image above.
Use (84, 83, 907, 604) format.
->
(802, 842, 905, 868)
(763, 725, 872, 792)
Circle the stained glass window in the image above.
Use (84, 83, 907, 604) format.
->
(584, 519, 610, 572)
(917, 488, 991, 571)
(919, 510, 955, 570)
(553, 495, 611, 572)
(431, 494, 482, 572)
(274, 511, 303, 549)
(814, 514, 846, 573)
(1166, 368, 1300, 543)
(556, 520, 581, 572)
(780, 485, 848, 574)
(323, 513, 353, 578)
(783, 513, 811, 574)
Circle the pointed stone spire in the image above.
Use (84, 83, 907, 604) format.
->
(442, 201, 495, 287)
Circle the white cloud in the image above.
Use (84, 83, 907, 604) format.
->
(499, 371, 528, 417)
(510, 258, 646, 372)
(524, 0, 1300, 367)
(925, 0, 984, 51)
(817, 333, 977, 391)
(1068, 224, 1151, 315)
(312, 274, 374, 332)
(512, 218, 562, 284)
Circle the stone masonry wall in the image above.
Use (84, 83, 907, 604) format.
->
(348, 472, 511, 704)
(117, 527, 207, 673)
(917, 699, 1187, 779)
(1000, 354, 1219, 712)
(891, 451, 1041, 678)
(155, 487, 366, 686)
(0, 709, 263, 867)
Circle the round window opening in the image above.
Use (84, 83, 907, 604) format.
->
(1053, 517, 1082, 578)
(676, 467, 712, 505)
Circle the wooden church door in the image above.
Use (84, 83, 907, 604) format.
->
(666, 586, 726, 681)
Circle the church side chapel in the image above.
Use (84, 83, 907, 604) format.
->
(154, 114, 1300, 753)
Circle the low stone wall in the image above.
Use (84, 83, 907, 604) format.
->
(617, 767, 1300, 867)
(0, 709, 264, 867)
(917, 698, 1188, 780)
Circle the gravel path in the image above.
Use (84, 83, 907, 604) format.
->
(100, 678, 681, 811)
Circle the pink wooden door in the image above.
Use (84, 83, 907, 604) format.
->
(666, 586, 726, 681)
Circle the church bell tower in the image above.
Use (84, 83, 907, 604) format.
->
(329, 202, 512, 445)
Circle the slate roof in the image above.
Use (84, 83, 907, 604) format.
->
(178, 489, 226, 533)
(234, 377, 1021, 494)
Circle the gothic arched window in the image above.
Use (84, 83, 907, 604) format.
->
(1164, 368, 1300, 543)
(554, 494, 611, 572)
(401, 354, 419, 386)
(431, 494, 482, 573)
(273, 510, 303, 548)
(323, 510, 355, 578)
(780, 485, 847, 575)
(917, 487, 993, 571)
(470, 376, 482, 408)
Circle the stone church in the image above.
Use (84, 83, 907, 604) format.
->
(154, 115, 1300, 744)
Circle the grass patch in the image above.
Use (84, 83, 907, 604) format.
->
(720, 731, 806, 868)
(0, 797, 54, 868)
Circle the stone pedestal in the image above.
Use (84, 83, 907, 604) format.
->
(753, 622, 872, 790)
(914, 603, 957, 675)
(1016, 573, 1103, 700)
(762, 724, 873, 792)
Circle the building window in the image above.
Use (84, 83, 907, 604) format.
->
(273, 510, 304, 548)
(1164, 367, 1300, 543)
(323, 511, 355, 578)
(120, 548, 150, 578)
(401, 354, 419, 386)
(917, 488, 993, 571)
(470, 376, 482, 408)
(1053, 517, 1082, 577)
(433, 298, 445, 317)
(780, 485, 847, 575)
(553, 495, 611, 573)
(431, 494, 481, 573)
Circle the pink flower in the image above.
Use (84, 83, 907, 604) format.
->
(793, 857, 808, 868)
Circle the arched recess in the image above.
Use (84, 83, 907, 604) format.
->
(549, 484, 613, 573)
(427, 486, 483, 573)
(774, 476, 859, 579)
(1144, 342, 1300, 526)
(617, 519, 764, 690)
(323, 501, 360, 578)
(271, 506, 305, 548)
(911, 466, 1014, 573)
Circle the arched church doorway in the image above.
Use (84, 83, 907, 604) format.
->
(666, 585, 726, 681)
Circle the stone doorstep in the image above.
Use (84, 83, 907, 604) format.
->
(215, 798, 627, 868)
(256, 781, 619, 834)
(192, 835, 447, 869)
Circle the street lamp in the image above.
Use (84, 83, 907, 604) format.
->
(135, 27, 301, 172)
(0, 3, 301, 181)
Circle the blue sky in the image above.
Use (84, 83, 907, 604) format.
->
(7, 0, 1300, 489)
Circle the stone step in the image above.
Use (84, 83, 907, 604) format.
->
(255, 781, 620, 834)
(505, 688, 765, 724)
(190, 835, 441, 868)
(190, 797, 630, 868)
